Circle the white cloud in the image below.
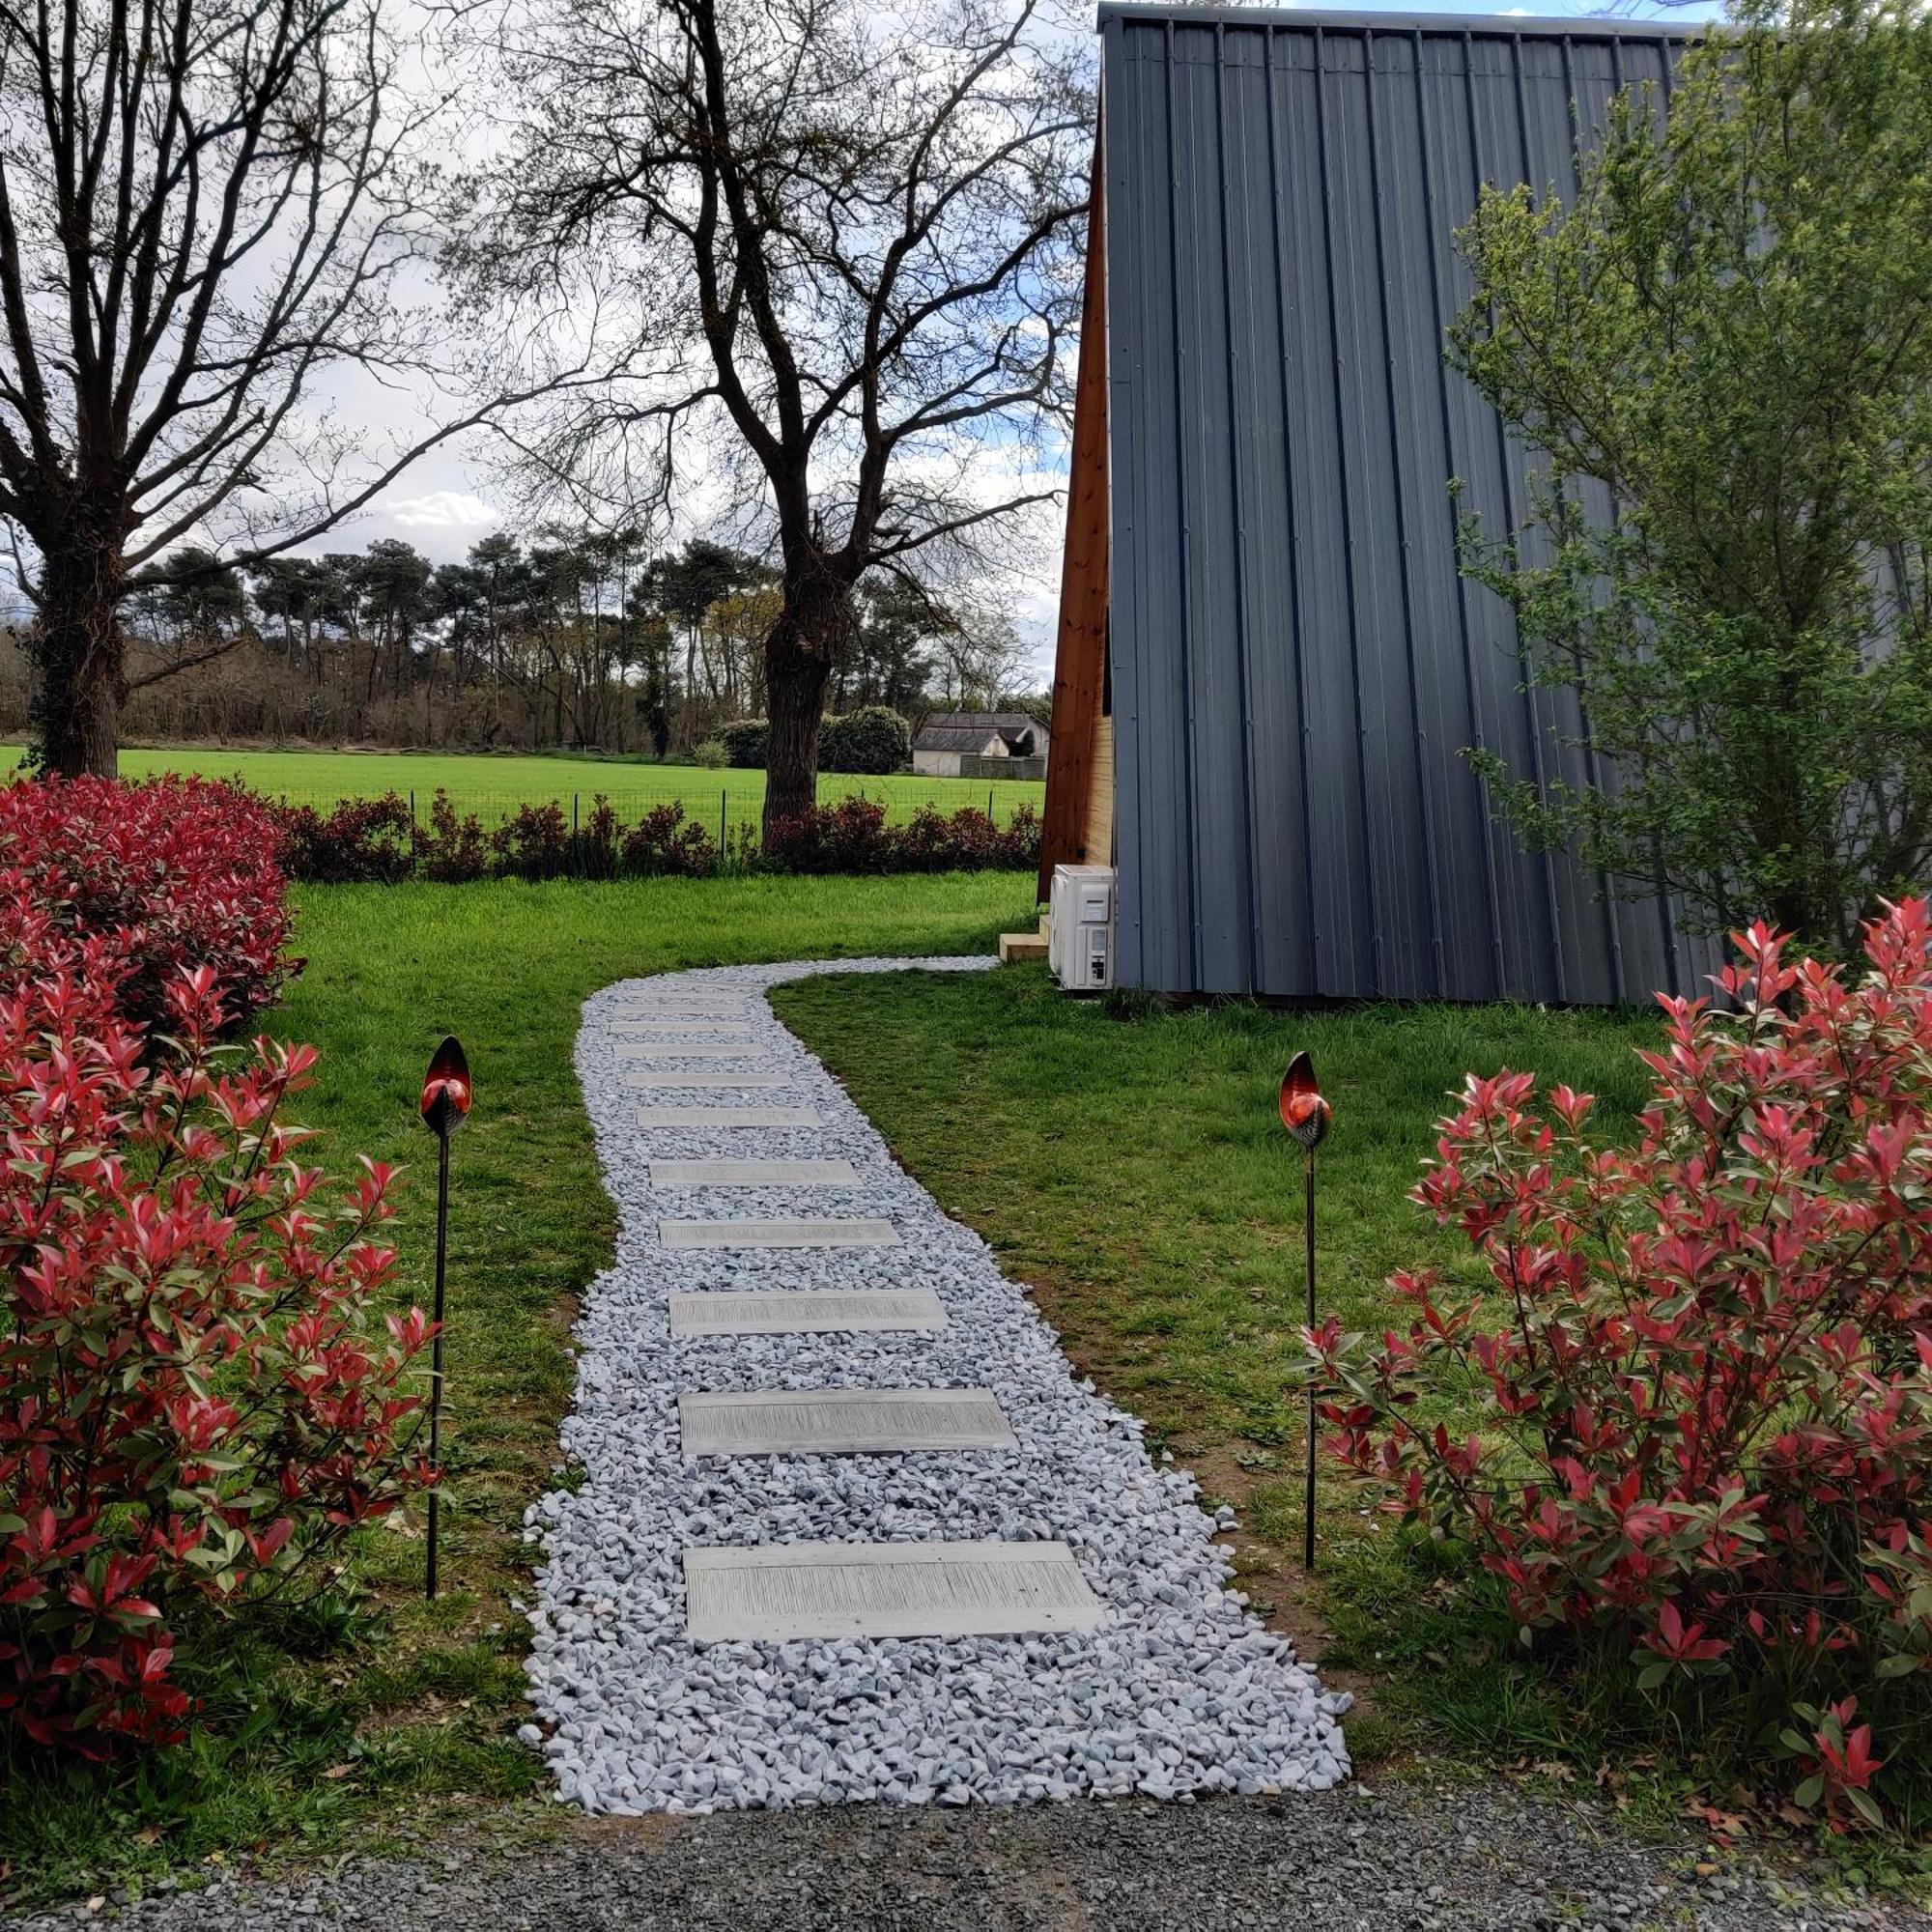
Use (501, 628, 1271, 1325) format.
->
(382, 489, 503, 533)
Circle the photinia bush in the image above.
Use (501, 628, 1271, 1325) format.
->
(621, 803, 718, 878)
(0, 776, 292, 1032)
(490, 801, 570, 881)
(276, 792, 414, 888)
(1308, 903, 1932, 1823)
(412, 790, 490, 883)
(0, 919, 432, 1753)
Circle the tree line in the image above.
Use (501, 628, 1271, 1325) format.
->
(0, 532, 1033, 755)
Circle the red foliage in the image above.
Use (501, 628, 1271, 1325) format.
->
(765, 799, 1041, 874)
(1309, 902, 1932, 1820)
(489, 801, 570, 880)
(412, 790, 490, 883)
(0, 776, 292, 1032)
(275, 792, 414, 887)
(0, 938, 431, 1753)
(620, 803, 717, 877)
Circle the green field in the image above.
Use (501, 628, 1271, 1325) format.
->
(0, 744, 1046, 828)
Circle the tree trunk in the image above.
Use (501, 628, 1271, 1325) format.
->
(760, 569, 852, 846)
(30, 536, 126, 778)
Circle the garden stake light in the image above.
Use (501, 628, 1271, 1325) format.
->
(419, 1035, 471, 1600)
(1278, 1051, 1331, 1573)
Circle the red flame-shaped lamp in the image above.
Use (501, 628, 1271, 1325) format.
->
(1278, 1051, 1331, 1570)
(420, 1036, 469, 1600)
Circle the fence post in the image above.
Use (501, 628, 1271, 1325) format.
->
(410, 788, 416, 829)
(720, 788, 727, 854)
(988, 786, 994, 822)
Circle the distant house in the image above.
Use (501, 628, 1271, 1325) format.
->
(913, 710, 1049, 781)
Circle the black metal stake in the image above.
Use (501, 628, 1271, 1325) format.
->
(1306, 1144, 1321, 1569)
(419, 1035, 470, 1602)
(427, 1122, 451, 1602)
(1278, 1049, 1331, 1577)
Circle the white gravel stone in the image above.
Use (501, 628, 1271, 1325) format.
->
(526, 956, 1352, 1816)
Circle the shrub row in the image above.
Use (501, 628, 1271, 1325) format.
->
(764, 798, 1039, 874)
(0, 777, 428, 1754)
(272, 789, 1039, 884)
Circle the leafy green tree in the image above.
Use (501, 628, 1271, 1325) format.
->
(1449, 0, 1932, 952)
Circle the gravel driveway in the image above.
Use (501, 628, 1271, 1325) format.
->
(7, 1781, 1926, 1930)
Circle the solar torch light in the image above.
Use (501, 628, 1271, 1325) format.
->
(419, 1035, 471, 1602)
(1278, 1051, 1332, 1573)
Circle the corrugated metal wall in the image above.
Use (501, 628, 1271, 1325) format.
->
(1103, 5, 1722, 1003)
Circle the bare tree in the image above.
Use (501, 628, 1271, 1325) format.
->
(0, 0, 561, 775)
(464, 0, 1089, 839)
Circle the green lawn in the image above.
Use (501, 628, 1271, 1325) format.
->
(768, 967, 1668, 1765)
(0, 872, 1035, 1905)
(0, 744, 1045, 827)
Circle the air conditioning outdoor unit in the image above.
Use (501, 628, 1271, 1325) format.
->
(1048, 863, 1116, 993)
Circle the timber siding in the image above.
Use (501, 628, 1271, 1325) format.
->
(1094, 6, 1721, 1003)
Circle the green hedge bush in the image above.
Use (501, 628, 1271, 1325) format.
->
(819, 706, 911, 775)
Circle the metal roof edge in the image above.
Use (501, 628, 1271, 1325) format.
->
(1094, 3, 1708, 40)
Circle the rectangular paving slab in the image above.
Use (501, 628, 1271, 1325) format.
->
(649, 1158, 862, 1188)
(615, 1040, 757, 1058)
(615, 991, 753, 1009)
(622, 1071, 791, 1089)
(638, 1106, 823, 1129)
(679, 1387, 1015, 1457)
(614, 1005, 753, 1020)
(684, 1540, 1101, 1643)
(668, 1288, 948, 1338)
(658, 1217, 895, 1249)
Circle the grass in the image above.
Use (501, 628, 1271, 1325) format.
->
(0, 744, 1046, 827)
(771, 965, 1932, 1888)
(0, 871, 1034, 1906)
(765, 968, 1669, 1753)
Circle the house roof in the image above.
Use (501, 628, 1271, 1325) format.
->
(923, 709, 1043, 734)
(1094, 3, 1701, 40)
(917, 725, 1007, 753)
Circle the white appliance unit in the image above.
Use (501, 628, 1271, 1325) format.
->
(1049, 863, 1116, 993)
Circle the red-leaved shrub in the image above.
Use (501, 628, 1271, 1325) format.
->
(276, 792, 414, 887)
(765, 799, 1041, 875)
(412, 790, 490, 883)
(0, 776, 292, 1032)
(1309, 904, 1932, 1823)
(0, 915, 431, 1753)
(621, 803, 718, 877)
(490, 801, 570, 880)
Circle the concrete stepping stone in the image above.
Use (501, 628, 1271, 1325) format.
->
(658, 1216, 895, 1249)
(678, 1387, 1015, 1457)
(649, 1158, 861, 1188)
(684, 1541, 1102, 1643)
(613, 1010, 753, 1028)
(621, 1071, 791, 1090)
(611, 1020, 753, 1036)
(668, 1288, 948, 1338)
(615, 1040, 758, 1059)
(638, 1105, 822, 1129)
(615, 991, 753, 1010)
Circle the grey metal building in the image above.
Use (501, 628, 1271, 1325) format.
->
(1040, 5, 1721, 1004)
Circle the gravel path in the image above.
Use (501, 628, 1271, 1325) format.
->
(527, 958, 1350, 1814)
(9, 1783, 1927, 1929)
